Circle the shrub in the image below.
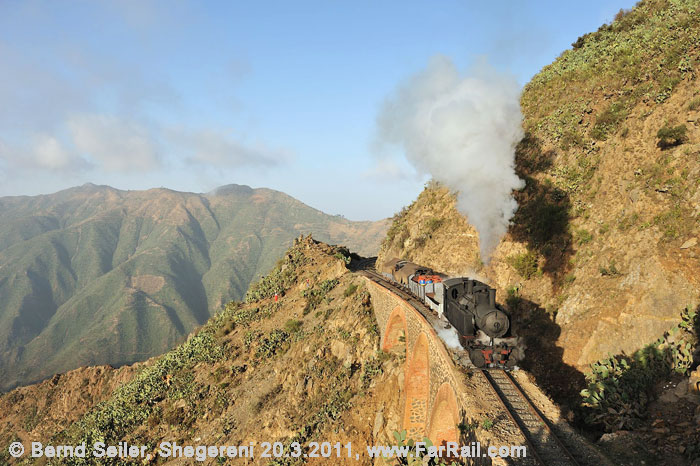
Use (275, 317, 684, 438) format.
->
(413, 234, 428, 249)
(231, 307, 259, 326)
(687, 97, 700, 111)
(219, 302, 280, 329)
(617, 213, 639, 232)
(505, 286, 522, 309)
(22, 406, 39, 431)
(425, 217, 443, 232)
(334, 251, 351, 265)
(560, 128, 584, 150)
(319, 278, 339, 294)
(243, 330, 261, 348)
(653, 203, 692, 241)
(591, 102, 627, 140)
(571, 33, 590, 49)
(255, 329, 290, 360)
(657, 124, 688, 148)
(458, 420, 479, 433)
(574, 228, 593, 245)
(514, 190, 570, 246)
(507, 251, 540, 280)
(343, 283, 358, 297)
(361, 357, 383, 389)
(599, 261, 620, 276)
(284, 319, 302, 333)
(382, 204, 413, 251)
(613, 8, 631, 22)
(302, 279, 339, 315)
(522, 0, 698, 166)
(316, 388, 352, 423)
(390, 431, 446, 465)
(63, 327, 223, 448)
(655, 76, 681, 103)
(163, 405, 187, 426)
(581, 307, 697, 431)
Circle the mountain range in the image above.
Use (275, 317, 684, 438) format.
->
(0, 183, 388, 391)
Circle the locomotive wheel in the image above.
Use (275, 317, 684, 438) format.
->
(469, 349, 486, 368)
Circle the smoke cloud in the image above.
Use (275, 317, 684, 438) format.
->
(436, 324, 463, 351)
(376, 55, 524, 260)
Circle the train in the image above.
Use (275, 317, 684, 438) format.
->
(378, 258, 521, 368)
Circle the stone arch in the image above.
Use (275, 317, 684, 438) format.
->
(427, 382, 460, 447)
(403, 332, 430, 440)
(382, 306, 407, 353)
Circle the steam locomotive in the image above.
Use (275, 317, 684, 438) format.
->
(379, 258, 520, 368)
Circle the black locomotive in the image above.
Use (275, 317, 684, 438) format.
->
(379, 258, 520, 368)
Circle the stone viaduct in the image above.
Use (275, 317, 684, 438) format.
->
(362, 276, 470, 446)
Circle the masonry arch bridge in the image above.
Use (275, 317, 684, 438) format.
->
(364, 277, 464, 445)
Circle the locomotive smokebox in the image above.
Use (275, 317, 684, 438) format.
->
(479, 310, 509, 338)
(474, 290, 510, 339)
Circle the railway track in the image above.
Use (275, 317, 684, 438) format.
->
(482, 369, 580, 466)
(354, 257, 582, 466)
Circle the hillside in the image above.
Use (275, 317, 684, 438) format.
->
(381, 0, 700, 367)
(0, 184, 388, 391)
(0, 237, 403, 466)
(378, 0, 700, 451)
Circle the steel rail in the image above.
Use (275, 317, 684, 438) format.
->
(482, 369, 580, 466)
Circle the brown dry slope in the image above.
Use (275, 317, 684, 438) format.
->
(0, 363, 143, 458)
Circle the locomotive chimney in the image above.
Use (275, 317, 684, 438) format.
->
(489, 288, 495, 307)
(467, 280, 473, 294)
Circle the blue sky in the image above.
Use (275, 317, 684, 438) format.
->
(0, 0, 638, 220)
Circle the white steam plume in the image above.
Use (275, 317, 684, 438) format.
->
(376, 55, 524, 260)
(436, 324, 463, 351)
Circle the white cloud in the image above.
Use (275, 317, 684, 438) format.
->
(362, 156, 419, 182)
(0, 134, 88, 173)
(67, 114, 160, 172)
(34, 135, 79, 170)
(167, 128, 290, 168)
(1, 116, 290, 181)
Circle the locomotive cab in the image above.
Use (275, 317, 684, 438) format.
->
(442, 278, 476, 345)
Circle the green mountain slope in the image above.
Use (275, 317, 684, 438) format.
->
(0, 184, 388, 391)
